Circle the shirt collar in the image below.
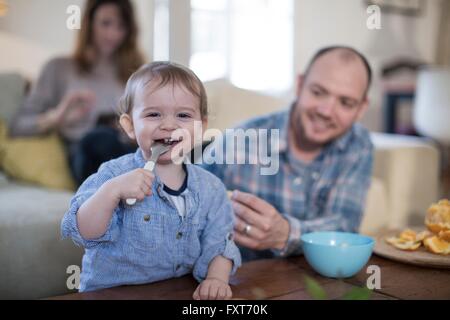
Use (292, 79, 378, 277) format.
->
(276, 106, 292, 154)
(332, 126, 355, 152)
(133, 148, 200, 196)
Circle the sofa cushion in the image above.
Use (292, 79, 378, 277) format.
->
(360, 177, 389, 235)
(371, 133, 439, 228)
(0, 182, 82, 299)
(0, 120, 76, 191)
(0, 73, 27, 125)
(0, 171, 8, 186)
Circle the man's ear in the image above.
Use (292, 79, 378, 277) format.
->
(296, 74, 305, 97)
(119, 114, 136, 140)
(356, 98, 370, 121)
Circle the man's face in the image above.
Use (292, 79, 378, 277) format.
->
(291, 52, 369, 149)
(121, 82, 205, 164)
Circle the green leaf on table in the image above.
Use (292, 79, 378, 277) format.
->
(304, 276, 327, 300)
(342, 287, 373, 300)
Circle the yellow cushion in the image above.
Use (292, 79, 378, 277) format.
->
(0, 121, 76, 191)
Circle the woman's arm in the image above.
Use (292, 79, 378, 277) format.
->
(10, 58, 65, 136)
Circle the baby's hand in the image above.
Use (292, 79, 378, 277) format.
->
(193, 278, 232, 300)
(108, 169, 155, 202)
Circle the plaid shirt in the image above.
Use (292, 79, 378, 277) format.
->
(201, 106, 374, 260)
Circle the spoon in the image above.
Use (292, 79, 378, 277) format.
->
(126, 143, 171, 205)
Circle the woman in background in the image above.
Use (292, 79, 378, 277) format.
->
(10, 0, 145, 186)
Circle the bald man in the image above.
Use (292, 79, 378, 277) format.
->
(202, 46, 374, 261)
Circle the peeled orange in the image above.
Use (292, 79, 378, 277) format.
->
(425, 199, 450, 234)
(423, 236, 450, 255)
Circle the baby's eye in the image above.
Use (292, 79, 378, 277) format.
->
(146, 112, 160, 118)
(177, 113, 192, 119)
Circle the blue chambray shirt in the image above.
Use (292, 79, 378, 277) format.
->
(61, 149, 242, 292)
(201, 105, 374, 261)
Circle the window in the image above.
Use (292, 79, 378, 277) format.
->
(154, 0, 294, 94)
(153, 0, 170, 61)
(190, 0, 229, 81)
(191, 0, 293, 93)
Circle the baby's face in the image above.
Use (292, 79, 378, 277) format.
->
(130, 82, 205, 163)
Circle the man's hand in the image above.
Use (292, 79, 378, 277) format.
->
(193, 278, 232, 300)
(231, 190, 290, 251)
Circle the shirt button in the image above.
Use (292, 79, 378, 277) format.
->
(143, 215, 150, 222)
(176, 232, 183, 240)
(293, 177, 302, 185)
(312, 172, 319, 180)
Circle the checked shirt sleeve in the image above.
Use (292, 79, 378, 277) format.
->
(273, 145, 374, 258)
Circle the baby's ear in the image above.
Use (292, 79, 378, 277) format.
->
(119, 114, 136, 140)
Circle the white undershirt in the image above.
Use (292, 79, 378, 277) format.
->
(166, 192, 187, 218)
(163, 166, 188, 218)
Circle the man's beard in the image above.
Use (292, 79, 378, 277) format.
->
(289, 107, 323, 152)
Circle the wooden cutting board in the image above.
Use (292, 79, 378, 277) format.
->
(373, 229, 450, 269)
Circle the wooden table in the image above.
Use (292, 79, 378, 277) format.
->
(49, 255, 450, 300)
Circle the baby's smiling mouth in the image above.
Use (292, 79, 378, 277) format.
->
(154, 137, 183, 146)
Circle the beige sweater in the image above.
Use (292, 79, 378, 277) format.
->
(10, 57, 125, 142)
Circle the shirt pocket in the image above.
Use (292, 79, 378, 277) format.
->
(122, 207, 164, 252)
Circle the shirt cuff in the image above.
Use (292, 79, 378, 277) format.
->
(61, 195, 119, 248)
(193, 232, 242, 282)
(271, 214, 302, 257)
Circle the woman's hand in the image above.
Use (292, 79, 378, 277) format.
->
(60, 90, 96, 126)
(40, 90, 96, 131)
(193, 278, 232, 300)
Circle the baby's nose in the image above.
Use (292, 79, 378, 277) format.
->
(159, 116, 178, 130)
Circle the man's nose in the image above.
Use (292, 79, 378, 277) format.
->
(317, 97, 336, 117)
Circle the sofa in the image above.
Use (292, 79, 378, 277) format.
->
(0, 75, 440, 299)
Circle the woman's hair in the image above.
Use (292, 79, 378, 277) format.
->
(73, 0, 145, 83)
(118, 61, 208, 119)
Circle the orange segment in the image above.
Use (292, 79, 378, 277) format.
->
(386, 236, 422, 251)
(416, 230, 433, 242)
(399, 229, 417, 242)
(423, 236, 450, 255)
(438, 230, 450, 242)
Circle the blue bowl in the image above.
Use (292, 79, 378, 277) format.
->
(301, 232, 375, 278)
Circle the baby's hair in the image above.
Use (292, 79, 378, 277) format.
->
(117, 61, 208, 119)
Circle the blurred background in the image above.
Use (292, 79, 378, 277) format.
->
(1, 0, 450, 300)
(0, 0, 448, 132)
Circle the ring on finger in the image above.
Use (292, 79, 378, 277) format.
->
(244, 224, 252, 235)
